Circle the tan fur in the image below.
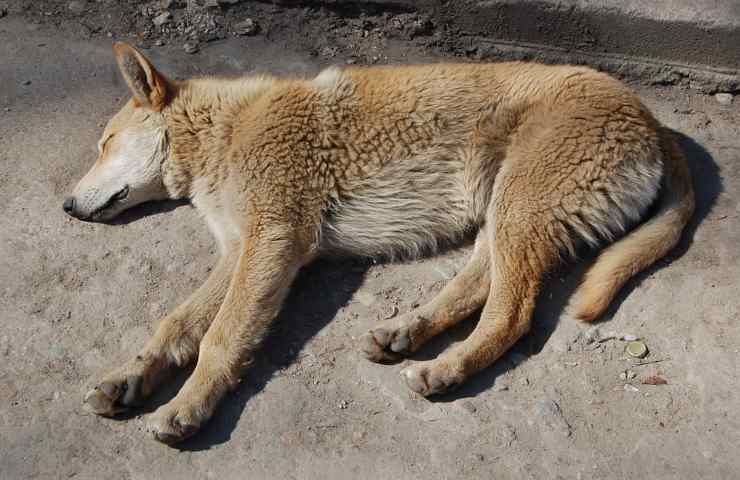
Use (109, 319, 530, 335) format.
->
(73, 43, 694, 443)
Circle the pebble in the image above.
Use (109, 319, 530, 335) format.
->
(625, 341, 648, 358)
(152, 11, 172, 27)
(715, 93, 734, 106)
(234, 18, 258, 36)
(533, 399, 571, 437)
(183, 41, 199, 54)
(623, 384, 640, 393)
(619, 369, 637, 380)
(67, 1, 86, 14)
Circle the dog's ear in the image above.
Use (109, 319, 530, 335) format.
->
(113, 42, 170, 111)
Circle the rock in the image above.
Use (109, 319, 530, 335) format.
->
(642, 375, 668, 385)
(67, 1, 86, 14)
(715, 93, 734, 105)
(625, 340, 648, 358)
(533, 399, 571, 437)
(233, 18, 258, 35)
(183, 41, 199, 54)
(152, 11, 172, 27)
(623, 384, 640, 392)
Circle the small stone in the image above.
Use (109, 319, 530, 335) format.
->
(233, 18, 258, 36)
(620, 334, 639, 342)
(642, 375, 667, 385)
(22, 80, 31, 86)
(625, 341, 648, 358)
(67, 1, 86, 14)
(715, 93, 733, 105)
(338, 400, 349, 409)
(154, 39, 165, 46)
(183, 42, 199, 54)
(624, 384, 640, 393)
(619, 369, 637, 380)
(152, 11, 171, 27)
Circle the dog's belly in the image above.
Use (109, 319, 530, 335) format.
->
(319, 151, 475, 259)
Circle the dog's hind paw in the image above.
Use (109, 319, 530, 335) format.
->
(146, 403, 201, 445)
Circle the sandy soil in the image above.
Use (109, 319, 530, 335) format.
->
(0, 7, 738, 480)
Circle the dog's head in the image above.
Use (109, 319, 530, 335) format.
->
(64, 42, 172, 221)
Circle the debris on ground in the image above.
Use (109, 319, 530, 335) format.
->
(625, 341, 649, 359)
(715, 93, 734, 105)
(183, 41, 199, 54)
(642, 375, 668, 385)
(233, 18, 258, 36)
(619, 370, 637, 381)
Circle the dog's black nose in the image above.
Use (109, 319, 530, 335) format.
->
(63, 197, 76, 215)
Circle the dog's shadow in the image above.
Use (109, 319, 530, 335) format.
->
(130, 131, 719, 449)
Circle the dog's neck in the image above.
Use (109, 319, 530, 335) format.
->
(160, 76, 277, 199)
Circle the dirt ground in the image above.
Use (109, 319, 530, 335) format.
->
(1, 4, 739, 480)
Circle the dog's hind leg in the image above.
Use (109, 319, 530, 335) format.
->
(359, 232, 491, 363)
(399, 176, 560, 396)
(84, 244, 239, 416)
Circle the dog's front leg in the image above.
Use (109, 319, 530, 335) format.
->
(84, 243, 239, 416)
(146, 222, 313, 444)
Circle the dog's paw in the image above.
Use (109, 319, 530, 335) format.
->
(359, 323, 411, 364)
(146, 403, 201, 445)
(400, 361, 464, 397)
(83, 374, 144, 416)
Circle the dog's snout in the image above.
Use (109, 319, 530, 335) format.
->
(63, 197, 76, 215)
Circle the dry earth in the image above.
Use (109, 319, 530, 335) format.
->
(1, 5, 739, 480)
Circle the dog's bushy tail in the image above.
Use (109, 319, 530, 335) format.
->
(569, 129, 695, 322)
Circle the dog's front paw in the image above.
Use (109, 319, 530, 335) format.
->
(400, 361, 465, 397)
(146, 402, 202, 444)
(83, 373, 145, 416)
